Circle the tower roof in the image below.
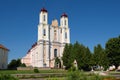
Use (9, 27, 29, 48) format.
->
(61, 13, 68, 18)
(0, 44, 9, 51)
(41, 8, 47, 12)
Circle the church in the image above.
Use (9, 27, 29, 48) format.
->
(21, 8, 70, 68)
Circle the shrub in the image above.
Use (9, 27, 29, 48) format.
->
(92, 74, 104, 80)
(34, 68, 39, 73)
(67, 71, 81, 80)
(67, 71, 107, 80)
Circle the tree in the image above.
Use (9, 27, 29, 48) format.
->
(93, 44, 104, 65)
(8, 58, 25, 70)
(73, 42, 91, 71)
(93, 44, 109, 70)
(105, 36, 120, 67)
(20, 63, 26, 67)
(73, 42, 82, 70)
(83, 47, 92, 71)
(62, 41, 92, 71)
(62, 44, 74, 69)
(8, 59, 17, 69)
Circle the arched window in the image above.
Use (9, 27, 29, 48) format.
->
(54, 30, 57, 40)
(65, 32, 67, 39)
(43, 29, 46, 36)
(54, 49, 57, 57)
(65, 20, 66, 25)
(43, 15, 46, 21)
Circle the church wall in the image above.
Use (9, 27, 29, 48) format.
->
(45, 24, 49, 41)
(44, 42, 50, 67)
(61, 28, 65, 43)
(38, 24, 43, 41)
(21, 53, 31, 66)
(34, 43, 44, 67)
(50, 27, 54, 42)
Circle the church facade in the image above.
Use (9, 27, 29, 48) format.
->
(21, 8, 70, 68)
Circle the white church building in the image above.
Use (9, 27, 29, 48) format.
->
(21, 8, 70, 68)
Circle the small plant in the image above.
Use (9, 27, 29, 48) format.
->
(34, 68, 39, 73)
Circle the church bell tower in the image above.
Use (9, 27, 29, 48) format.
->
(37, 8, 50, 67)
(60, 13, 70, 43)
(38, 8, 49, 41)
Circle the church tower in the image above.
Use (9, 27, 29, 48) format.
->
(38, 8, 49, 41)
(60, 13, 70, 44)
(37, 8, 50, 67)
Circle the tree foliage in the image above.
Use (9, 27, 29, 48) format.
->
(93, 44, 109, 70)
(62, 44, 74, 69)
(62, 42, 92, 71)
(62, 36, 120, 71)
(105, 36, 120, 67)
(8, 59, 26, 70)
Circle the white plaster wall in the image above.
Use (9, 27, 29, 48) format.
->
(61, 28, 65, 43)
(50, 45, 54, 60)
(36, 43, 44, 67)
(67, 28, 70, 43)
(38, 24, 43, 41)
(45, 43, 50, 67)
(50, 27, 54, 42)
(0, 48, 8, 69)
(44, 25, 49, 41)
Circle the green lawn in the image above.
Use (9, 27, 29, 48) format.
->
(0, 70, 119, 80)
(0, 70, 34, 74)
(0, 69, 67, 74)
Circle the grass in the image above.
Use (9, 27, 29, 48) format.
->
(0, 70, 119, 80)
(0, 70, 34, 74)
(0, 74, 18, 80)
(0, 69, 67, 74)
(109, 71, 120, 75)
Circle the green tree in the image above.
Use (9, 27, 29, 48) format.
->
(83, 47, 92, 71)
(62, 44, 74, 69)
(20, 63, 26, 67)
(93, 44, 104, 65)
(93, 44, 109, 70)
(8, 58, 25, 70)
(62, 41, 93, 71)
(73, 42, 82, 69)
(73, 42, 91, 71)
(105, 36, 120, 67)
(8, 59, 17, 69)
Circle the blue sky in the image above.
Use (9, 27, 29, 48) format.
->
(0, 0, 120, 62)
